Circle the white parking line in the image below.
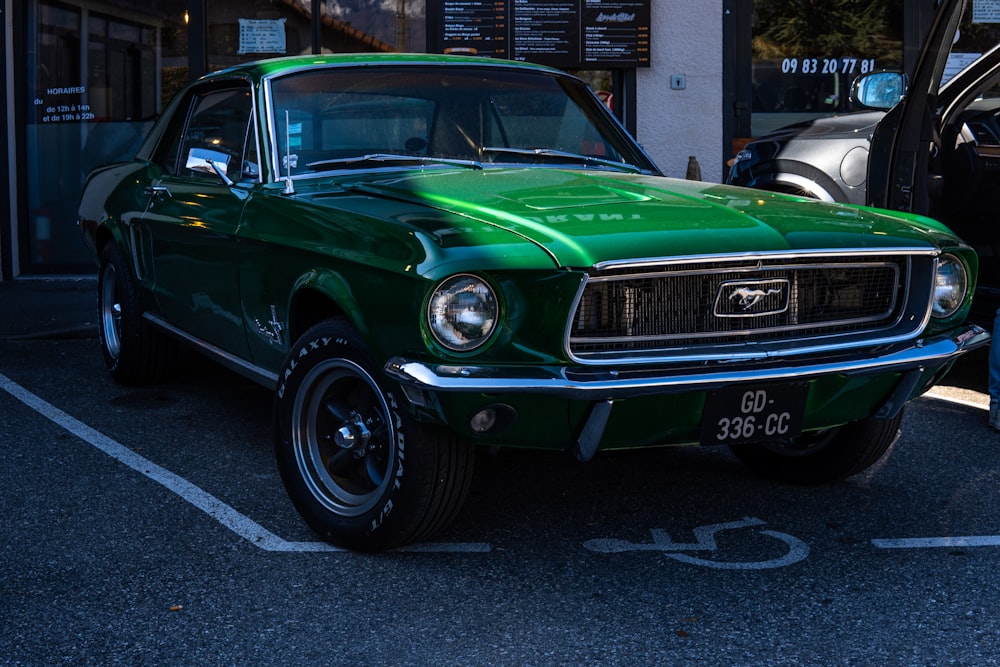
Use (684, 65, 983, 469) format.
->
(878, 391, 997, 551)
(873, 536, 1000, 549)
(922, 388, 988, 410)
(0, 373, 490, 554)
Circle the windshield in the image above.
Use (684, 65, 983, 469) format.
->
(266, 65, 657, 179)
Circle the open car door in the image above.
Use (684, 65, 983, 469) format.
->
(866, 0, 965, 214)
(865, 0, 1000, 314)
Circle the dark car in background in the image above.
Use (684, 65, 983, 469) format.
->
(728, 111, 884, 206)
(729, 0, 1000, 320)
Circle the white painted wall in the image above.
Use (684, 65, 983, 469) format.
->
(637, 1, 723, 182)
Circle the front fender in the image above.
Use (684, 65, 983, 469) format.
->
(288, 269, 368, 342)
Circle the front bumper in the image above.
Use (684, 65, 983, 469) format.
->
(384, 323, 989, 459)
(386, 324, 988, 398)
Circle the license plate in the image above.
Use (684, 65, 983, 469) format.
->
(700, 382, 808, 445)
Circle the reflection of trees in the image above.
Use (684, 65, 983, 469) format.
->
(753, 0, 903, 66)
(312, 0, 426, 52)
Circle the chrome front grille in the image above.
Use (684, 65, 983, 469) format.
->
(569, 252, 925, 359)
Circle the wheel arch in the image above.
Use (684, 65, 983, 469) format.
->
(749, 159, 850, 203)
(94, 223, 116, 257)
(94, 224, 140, 288)
(287, 270, 368, 347)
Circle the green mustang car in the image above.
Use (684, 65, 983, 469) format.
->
(79, 54, 988, 551)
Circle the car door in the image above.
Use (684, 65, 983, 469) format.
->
(139, 81, 257, 357)
(866, 0, 966, 214)
(866, 0, 1000, 311)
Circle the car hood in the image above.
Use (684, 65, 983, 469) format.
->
(342, 167, 954, 268)
(755, 111, 885, 143)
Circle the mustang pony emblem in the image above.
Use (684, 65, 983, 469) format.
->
(713, 278, 790, 317)
(729, 286, 783, 310)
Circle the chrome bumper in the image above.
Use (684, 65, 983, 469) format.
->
(384, 324, 989, 399)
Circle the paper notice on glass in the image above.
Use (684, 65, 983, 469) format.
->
(238, 18, 287, 54)
(943, 52, 981, 85)
(973, 0, 1000, 23)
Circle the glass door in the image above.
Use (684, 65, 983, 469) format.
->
(24, 0, 187, 270)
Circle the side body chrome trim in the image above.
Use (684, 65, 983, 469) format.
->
(144, 314, 279, 390)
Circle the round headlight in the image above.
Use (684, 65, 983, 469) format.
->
(428, 275, 499, 351)
(932, 254, 967, 319)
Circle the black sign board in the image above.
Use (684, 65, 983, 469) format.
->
(429, 0, 651, 69)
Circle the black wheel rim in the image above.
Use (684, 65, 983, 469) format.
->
(290, 358, 395, 517)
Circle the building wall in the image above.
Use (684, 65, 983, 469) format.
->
(637, 0, 724, 182)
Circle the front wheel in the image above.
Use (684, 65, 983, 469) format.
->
(273, 319, 474, 551)
(728, 411, 904, 485)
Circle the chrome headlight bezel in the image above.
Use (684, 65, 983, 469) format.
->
(931, 254, 968, 319)
(427, 274, 500, 352)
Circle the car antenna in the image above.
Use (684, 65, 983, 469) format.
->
(282, 110, 296, 195)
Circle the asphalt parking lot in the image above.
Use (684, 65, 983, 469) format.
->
(2, 278, 999, 665)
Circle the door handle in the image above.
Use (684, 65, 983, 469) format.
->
(144, 184, 171, 200)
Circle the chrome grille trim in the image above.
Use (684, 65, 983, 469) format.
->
(590, 247, 941, 272)
(567, 249, 939, 364)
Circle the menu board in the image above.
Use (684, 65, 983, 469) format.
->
(430, 0, 650, 68)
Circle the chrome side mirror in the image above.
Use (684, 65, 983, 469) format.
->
(851, 72, 907, 111)
(186, 147, 234, 186)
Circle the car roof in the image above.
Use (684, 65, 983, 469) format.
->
(202, 53, 566, 84)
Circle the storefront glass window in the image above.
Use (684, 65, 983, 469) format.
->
(750, 0, 904, 137)
(25, 0, 187, 270)
(206, 1, 426, 70)
(22, 0, 427, 271)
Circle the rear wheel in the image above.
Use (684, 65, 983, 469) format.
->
(97, 243, 177, 384)
(274, 319, 474, 551)
(728, 411, 904, 485)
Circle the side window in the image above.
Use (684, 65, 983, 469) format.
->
(178, 87, 254, 181)
(149, 85, 255, 180)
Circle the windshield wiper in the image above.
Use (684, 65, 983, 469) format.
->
(306, 153, 483, 171)
(480, 147, 642, 173)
